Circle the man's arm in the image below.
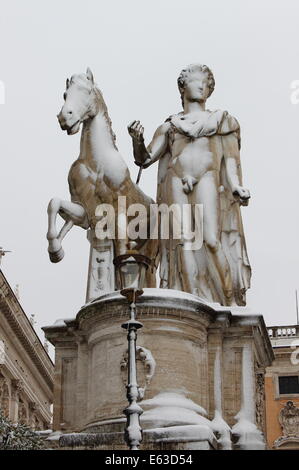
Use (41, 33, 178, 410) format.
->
(128, 120, 170, 168)
(222, 132, 250, 205)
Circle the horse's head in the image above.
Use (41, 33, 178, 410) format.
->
(57, 68, 99, 135)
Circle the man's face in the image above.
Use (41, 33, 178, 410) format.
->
(183, 71, 210, 104)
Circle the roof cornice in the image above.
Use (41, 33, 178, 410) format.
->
(0, 271, 54, 391)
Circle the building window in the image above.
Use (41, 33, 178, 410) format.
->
(278, 376, 299, 395)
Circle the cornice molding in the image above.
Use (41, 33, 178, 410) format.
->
(0, 273, 54, 391)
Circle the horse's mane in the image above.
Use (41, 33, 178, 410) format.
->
(94, 86, 118, 151)
(69, 74, 118, 151)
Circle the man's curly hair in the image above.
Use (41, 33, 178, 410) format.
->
(177, 64, 215, 107)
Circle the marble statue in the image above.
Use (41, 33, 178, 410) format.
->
(128, 64, 251, 306)
(43, 66, 273, 452)
(46, 68, 157, 292)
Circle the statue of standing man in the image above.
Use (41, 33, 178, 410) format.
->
(128, 64, 251, 306)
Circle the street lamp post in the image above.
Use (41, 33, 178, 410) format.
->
(113, 245, 151, 451)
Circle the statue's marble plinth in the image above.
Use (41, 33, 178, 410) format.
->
(43, 289, 273, 450)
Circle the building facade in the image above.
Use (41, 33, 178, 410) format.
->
(265, 325, 299, 449)
(0, 270, 54, 429)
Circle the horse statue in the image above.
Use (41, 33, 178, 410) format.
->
(46, 68, 157, 290)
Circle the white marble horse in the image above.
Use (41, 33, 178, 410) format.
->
(47, 68, 157, 286)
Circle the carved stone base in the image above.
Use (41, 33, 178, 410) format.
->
(43, 289, 273, 450)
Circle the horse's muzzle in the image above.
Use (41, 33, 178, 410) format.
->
(57, 112, 68, 130)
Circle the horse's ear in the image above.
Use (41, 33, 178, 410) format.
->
(66, 78, 70, 89)
(86, 67, 94, 84)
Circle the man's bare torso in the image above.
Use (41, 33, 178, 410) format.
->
(167, 111, 223, 185)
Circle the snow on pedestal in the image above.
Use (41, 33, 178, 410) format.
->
(232, 344, 265, 450)
(140, 391, 216, 448)
(141, 391, 209, 428)
(211, 348, 232, 450)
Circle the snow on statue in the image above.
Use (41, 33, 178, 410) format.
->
(128, 64, 251, 306)
(46, 68, 157, 292)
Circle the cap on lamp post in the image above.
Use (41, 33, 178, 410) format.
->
(113, 242, 151, 302)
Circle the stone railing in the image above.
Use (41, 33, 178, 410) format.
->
(267, 325, 299, 338)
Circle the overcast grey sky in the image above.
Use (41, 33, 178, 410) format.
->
(1, 0, 299, 350)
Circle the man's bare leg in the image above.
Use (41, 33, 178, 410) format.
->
(194, 171, 233, 303)
(167, 173, 200, 293)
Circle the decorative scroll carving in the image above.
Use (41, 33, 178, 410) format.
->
(18, 399, 28, 425)
(0, 375, 6, 397)
(121, 346, 156, 400)
(11, 379, 23, 399)
(0, 379, 10, 418)
(29, 401, 39, 413)
(255, 373, 265, 431)
(33, 415, 42, 430)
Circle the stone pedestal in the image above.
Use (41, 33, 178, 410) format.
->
(43, 289, 274, 450)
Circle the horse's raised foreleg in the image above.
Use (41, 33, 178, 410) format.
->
(47, 198, 88, 263)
